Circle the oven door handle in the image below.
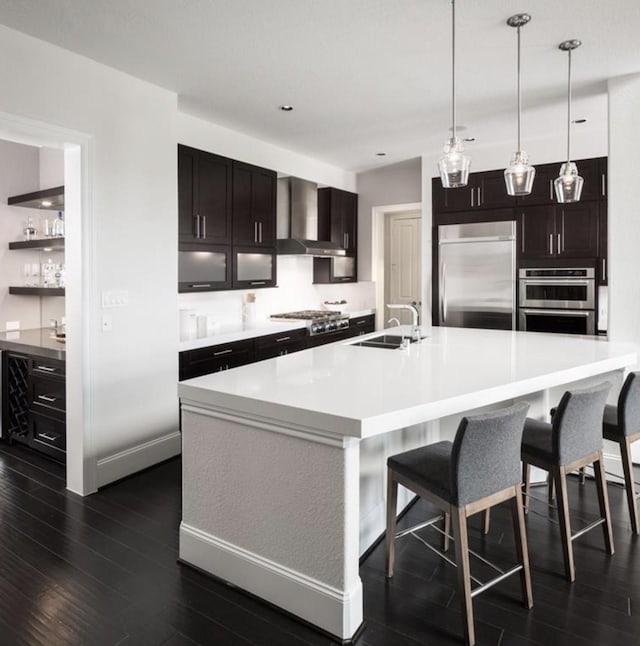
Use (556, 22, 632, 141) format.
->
(520, 308, 592, 317)
(520, 279, 592, 286)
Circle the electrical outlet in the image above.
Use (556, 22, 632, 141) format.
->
(102, 313, 113, 332)
(5, 321, 20, 331)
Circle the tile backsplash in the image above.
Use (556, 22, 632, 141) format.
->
(177, 255, 375, 326)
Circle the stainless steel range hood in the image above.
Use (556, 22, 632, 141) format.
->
(276, 177, 346, 256)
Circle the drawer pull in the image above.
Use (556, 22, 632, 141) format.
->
(37, 395, 57, 403)
(36, 365, 56, 372)
(39, 432, 59, 442)
(356, 320, 366, 325)
(213, 349, 233, 356)
(275, 336, 291, 342)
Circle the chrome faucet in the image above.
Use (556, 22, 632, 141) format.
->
(387, 303, 421, 341)
(388, 317, 401, 328)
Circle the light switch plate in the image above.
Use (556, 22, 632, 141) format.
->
(102, 290, 129, 308)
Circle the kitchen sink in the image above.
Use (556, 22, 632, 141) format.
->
(352, 334, 419, 349)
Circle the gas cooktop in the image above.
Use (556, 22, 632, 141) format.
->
(270, 310, 349, 336)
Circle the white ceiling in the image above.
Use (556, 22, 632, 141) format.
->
(0, 0, 638, 171)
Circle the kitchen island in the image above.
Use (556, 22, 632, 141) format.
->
(178, 327, 637, 642)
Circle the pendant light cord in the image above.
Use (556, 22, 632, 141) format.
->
(517, 26, 522, 154)
(451, 0, 456, 138)
(566, 48, 572, 163)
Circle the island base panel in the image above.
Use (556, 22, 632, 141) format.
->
(179, 406, 363, 641)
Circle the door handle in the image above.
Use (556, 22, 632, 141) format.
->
(602, 258, 606, 282)
(601, 173, 606, 197)
(37, 395, 57, 403)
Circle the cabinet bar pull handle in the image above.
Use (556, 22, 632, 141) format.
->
(549, 234, 553, 255)
(37, 395, 57, 402)
(202, 215, 206, 239)
(39, 433, 59, 442)
(213, 349, 233, 356)
(37, 365, 56, 372)
(602, 258, 606, 281)
(254, 222, 258, 243)
(477, 187, 481, 206)
(189, 284, 212, 288)
(549, 180, 554, 201)
(601, 173, 606, 197)
(259, 222, 263, 243)
(471, 188, 474, 207)
(275, 336, 291, 342)
(557, 233, 562, 254)
(356, 320, 366, 325)
(250, 281, 267, 285)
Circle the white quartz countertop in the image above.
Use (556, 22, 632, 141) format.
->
(179, 309, 375, 351)
(178, 326, 637, 439)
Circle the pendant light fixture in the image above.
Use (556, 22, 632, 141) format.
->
(438, 0, 470, 188)
(504, 14, 535, 196)
(554, 39, 583, 203)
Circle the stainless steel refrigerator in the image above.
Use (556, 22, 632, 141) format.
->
(438, 220, 516, 330)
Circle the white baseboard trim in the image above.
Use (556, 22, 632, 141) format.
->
(179, 522, 363, 641)
(96, 430, 181, 488)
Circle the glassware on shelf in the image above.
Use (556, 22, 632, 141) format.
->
(23, 216, 37, 241)
(51, 211, 65, 237)
(54, 263, 65, 288)
(23, 263, 33, 286)
(42, 258, 55, 287)
(41, 217, 51, 237)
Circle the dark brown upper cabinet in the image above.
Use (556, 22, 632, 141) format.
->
(598, 200, 607, 285)
(518, 202, 599, 261)
(473, 170, 516, 210)
(232, 161, 276, 248)
(314, 187, 358, 284)
(178, 144, 232, 246)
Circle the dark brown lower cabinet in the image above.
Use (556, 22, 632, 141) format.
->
(254, 328, 307, 361)
(1, 351, 66, 463)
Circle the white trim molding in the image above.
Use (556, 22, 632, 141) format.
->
(96, 431, 181, 488)
(179, 522, 363, 641)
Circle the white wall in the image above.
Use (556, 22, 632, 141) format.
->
(39, 147, 64, 189)
(608, 74, 640, 362)
(356, 158, 422, 282)
(177, 113, 355, 191)
(0, 24, 179, 492)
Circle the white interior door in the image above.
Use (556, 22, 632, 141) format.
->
(385, 212, 421, 326)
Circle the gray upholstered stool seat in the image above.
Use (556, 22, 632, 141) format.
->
(385, 403, 532, 646)
(603, 403, 627, 440)
(387, 441, 453, 502)
(521, 381, 614, 582)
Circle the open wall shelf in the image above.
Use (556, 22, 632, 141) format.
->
(9, 287, 65, 296)
(9, 238, 65, 250)
(7, 186, 64, 211)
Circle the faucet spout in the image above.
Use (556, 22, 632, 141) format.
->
(386, 303, 420, 327)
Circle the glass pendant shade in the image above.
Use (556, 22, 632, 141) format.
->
(438, 137, 471, 188)
(554, 161, 584, 203)
(504, 151, 536, 196)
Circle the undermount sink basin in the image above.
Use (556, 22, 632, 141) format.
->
(352, 334, 419, 349)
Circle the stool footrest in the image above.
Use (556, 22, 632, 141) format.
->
(470, 565, 523, 599)
(571, 517, 605, 541)
(395, 514, 444, 540)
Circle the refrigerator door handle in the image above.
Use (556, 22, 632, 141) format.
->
(440, 263, 447, 324)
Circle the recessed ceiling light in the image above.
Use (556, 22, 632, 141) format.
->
(279, 105, 294, 112)
(572, 118, 587, 124)
(41, 200, 52, 207)
(463, 137, 476, 143)
(376, 152, 386, 156)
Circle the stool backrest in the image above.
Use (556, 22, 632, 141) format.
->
(452, 402, 529, 506)
(619, 372, 640, 436)
(552, 381, 611, 463)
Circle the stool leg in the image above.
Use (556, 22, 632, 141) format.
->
(593, 452, 615, 554)
(442, 512, 450, 552)
(511, 486, 533, 609)
(482, 509, 490, 535)
(385, 469, 398, 578)
(452, 507, 475, 646)
(522, 462, 531, 514)
(619, 437, 640, 535)
(579, 467, 586, 485)
(554, 466, 575, 582)
(548, 472, 556, 503)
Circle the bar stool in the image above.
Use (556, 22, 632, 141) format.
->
(385, 403, 532, 646)
(521, 382, 613, 583)
(586, 371, 640, 534)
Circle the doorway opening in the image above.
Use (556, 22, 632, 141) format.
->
(0, 111, 93, 495)
(371, 203, 422, 331)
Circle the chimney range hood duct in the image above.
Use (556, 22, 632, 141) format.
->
(276, 177, 346, 257)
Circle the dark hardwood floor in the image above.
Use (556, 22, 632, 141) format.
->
(0, 442, 639, 645)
